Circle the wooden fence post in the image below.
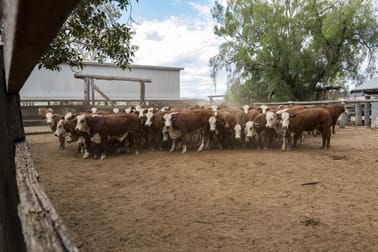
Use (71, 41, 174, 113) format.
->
(364, 102, 371, 127)
(355, 104, 363, 126)
(339, 112, 347, 128)
(371, 102, 378, 128)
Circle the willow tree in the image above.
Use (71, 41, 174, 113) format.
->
(39, 0, 138, 70)
(210, 0, 378, 102)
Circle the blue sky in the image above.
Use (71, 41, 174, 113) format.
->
(124, 0, 227, 99)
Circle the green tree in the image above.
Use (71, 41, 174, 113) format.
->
(39, 0, 138, 70)
(211, 0, 378, 102)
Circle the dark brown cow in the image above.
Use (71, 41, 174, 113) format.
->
(145, 110, 168, 151)
(214, 109, 237, 148)
(286, 108, 332, 149)
(75, 113, 140, 159)
(252, 113, 277, 149)
(164, 109, 215, 153)
(318, 104, 345, 134)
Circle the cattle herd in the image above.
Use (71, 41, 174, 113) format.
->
(38, 103, 346, 160)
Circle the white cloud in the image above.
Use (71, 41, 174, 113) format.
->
(131, 1, 227, 99)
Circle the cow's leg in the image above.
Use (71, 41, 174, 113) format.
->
(332, 121, 336, 134)
(197, 129, 208, 152)
(327, 131, 331, 148)
(169, 139, 176, 152)
(181, 131, 188, 153)
(321, 133, 326, 149)
(133, 132, 140, 155)
(281, 130, 287, 151)
(59, 136, 65, 150)
(82, 136, 91, 159)
(288, 131, 296, 151)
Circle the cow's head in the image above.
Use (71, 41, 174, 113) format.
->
(279, 111, 290, 129)
(164, 112, 177, 129)
(260, 105, 269, 113)
(210, 104, 218, 111)
(244, 121, 256, 140)
(242, 104, 250, 114)
(75, 114, 90, 133)
(39, 108, 54, 124)
(90, 107, 98, 113)
(208, 112, 217, 132)
(234, 124, 242, 139)
(265, 111, 278, 129)
(160, 106, 171, 112)
(112, 107, 120, 114)
(145, 109, 154, 127)
(54, 119, 66, 137)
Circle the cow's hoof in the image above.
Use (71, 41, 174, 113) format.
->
(82, 152, 90, 159)
(135, 151, 140, 155)
(100, 154, 106, 160)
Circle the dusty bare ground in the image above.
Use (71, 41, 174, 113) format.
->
(27, 126, 378, 251)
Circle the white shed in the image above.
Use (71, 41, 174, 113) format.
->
(20, 62, 183, 101)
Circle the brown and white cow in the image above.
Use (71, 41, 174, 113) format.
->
(212, 109, 237, 149)
(244, 109, 262, 145)
(164, 109, 215, 153)
(281, 107, 332, 150)
(144, 110, 168, 151)
(75, 113, 140, 159)
(50, 114, 66, 150)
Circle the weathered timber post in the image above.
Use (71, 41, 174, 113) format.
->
(371, 102, 378, 128)
(355, 104, 363, 126)
(90, 78, 95, 107)
(0, 47, 26, 252)
(84, 78, 90, 106)
(364, 102, 371, 127)
(339, 112, 348, 128)
(140, 81, 145, 106)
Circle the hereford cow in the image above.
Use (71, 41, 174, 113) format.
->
(75, 113, 140, 160)
(164, 109, 215, 153)
(50, 114, 66, 150)
(38, 107, 54, 124)
(145, 110, 168, 151)
(281, 108, 332, 150)
(212, 109, 237, 148)
(244, 108, 262, 146)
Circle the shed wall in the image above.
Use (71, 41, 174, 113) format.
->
(20, 63, 181, 100)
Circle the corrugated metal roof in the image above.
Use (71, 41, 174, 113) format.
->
(351, 76, 378, 93)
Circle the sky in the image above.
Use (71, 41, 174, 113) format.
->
(124, 0, 227, 99)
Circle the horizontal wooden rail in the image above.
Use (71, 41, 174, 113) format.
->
(74, 73, 152, 83)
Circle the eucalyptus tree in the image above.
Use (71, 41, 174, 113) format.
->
(211, 0, 378, 102)
(39, 0, 138, 71)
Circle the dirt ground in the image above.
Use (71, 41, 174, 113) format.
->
(27, 126, 378, 251)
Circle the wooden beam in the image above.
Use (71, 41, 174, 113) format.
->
(74, 73, 152, 83)
(93, 84, 115, 106)
(4, 0, 81, 93)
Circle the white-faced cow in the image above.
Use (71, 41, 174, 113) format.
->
(164, 109, 215, 153)
(281, 107, 332, 150)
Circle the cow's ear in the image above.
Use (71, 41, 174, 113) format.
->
(257, 108, 262, 113)
(171, 114, 177, 121)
